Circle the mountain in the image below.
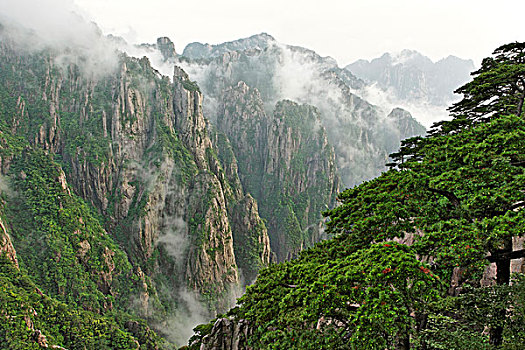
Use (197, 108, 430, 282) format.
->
(189, 42, 525, 349)
(177, 34, 426, 188)
(173, 33, 426, 263)
(0, 19, 442, 347)
(346, 50, 475, 106)
(0, 21, 273, 347)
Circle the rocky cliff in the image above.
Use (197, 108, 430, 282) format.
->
(176, 34, 426, 187)
(0, 22, 271, 346)
(192, 317, 253, 350)
(217, 82, 339, 261)
(387, 107, 427, 139)
(0, 213, 18, 268)
(346, 50, 475, 105)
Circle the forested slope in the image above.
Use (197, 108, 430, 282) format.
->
(190, 42, 525, 350)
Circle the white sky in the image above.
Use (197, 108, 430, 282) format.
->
(4, 0, 525, 67)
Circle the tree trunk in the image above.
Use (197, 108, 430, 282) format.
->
(517, 88, 525, 117)
(395, 329, 410, 350)
(415, 313, 428, 350)
(489, 238, 512, 347)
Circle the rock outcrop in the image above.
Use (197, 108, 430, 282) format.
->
(0, 31, 270, 325)
(387, 107, 427, 139)
(218, 82, 339, 261)
(0, 216, 18, 268)
(157, 37, 177, 61)
(194, 317, 253, 350)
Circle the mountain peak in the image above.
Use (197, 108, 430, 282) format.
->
(182, 32, 276, 59)
(392, 49, 430, 65)
(345, 50, 474, 105)
(156, 36, 176, 61)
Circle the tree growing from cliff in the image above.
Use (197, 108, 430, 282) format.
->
(431, 41, 525, 135)
(330, 113, 525, 347)
(190, 42, 525, 350)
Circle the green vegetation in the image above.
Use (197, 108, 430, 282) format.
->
(6, 149, 134, 311)
(0, 146, 172, 349)
(182, 79, 201, 93)
(258, 101, 337, 259)
(190, 42, 525, 349)
(0, 44, 187, 348)
(0, 255, 171, 349)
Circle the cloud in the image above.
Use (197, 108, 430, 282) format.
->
(116, 42, 176, 78)
(156, 215, 188, 264)
(0, 0, 119, 78)
(1, 0, 89, 44)
(159, 288, 212, 347)
(356, 83, 451, 128)
(0, 175, 14, 198)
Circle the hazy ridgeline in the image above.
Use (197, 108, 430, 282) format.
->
(0, 1, 476, 348)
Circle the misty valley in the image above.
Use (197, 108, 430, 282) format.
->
(0, 7, 525, 350)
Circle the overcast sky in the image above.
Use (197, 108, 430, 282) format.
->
(68, 0, 525, 67)
(1, 0, 523, 67)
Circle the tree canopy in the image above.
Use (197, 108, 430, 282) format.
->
(323, 41, 525, 347)
(431, 42, 525, 136)
(190, 42, 525, 349)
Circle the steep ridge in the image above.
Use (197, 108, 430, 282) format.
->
(218, 82, 339, 260)
(0, 23, 270, 346)
(183, 33, 275, 60)
(177, 34, 426, 187)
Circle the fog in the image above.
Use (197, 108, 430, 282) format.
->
(156, 288, 212, 346)
(358, 83, 451, 128)
(0, 0, 119, 78)
(115, 40, 176, 78)
(0, 0, 477, 345)
(0, 176, 12, 196)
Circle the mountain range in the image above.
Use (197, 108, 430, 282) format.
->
(0, 17, 476, 349)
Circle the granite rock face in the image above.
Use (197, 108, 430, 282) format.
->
(346, 50, 475, 105)
(194, 317, 253, 350)
(0, 30, 270, 327)
(218, 82, 339, 261)
(0, 216, 18, 268)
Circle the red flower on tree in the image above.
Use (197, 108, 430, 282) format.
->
(419, 266, 430, 274)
